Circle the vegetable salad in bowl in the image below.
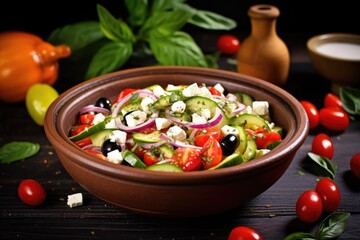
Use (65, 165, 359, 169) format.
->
(69, 83, 284, 172)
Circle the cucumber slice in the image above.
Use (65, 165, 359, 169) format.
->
(232, 125, 247, 154)
(90, 129, 113, 146)
(122, 150, 146, 169)
(208, 154, 244, 170)
(235, 93, 254, 106)
(242, 138, 257, 162)
(159, 144, 174, 158)
(69, 117, 111, 141)
(271, 126, 284, 136)
(121, 100, 141, 113)
(231, 113, 270, 131)
(146, 163, 183, 172)
(132, 131, 162, 143)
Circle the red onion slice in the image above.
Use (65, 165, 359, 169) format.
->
(114, 111, 159, 133)
(79, 105, 111, 115)
(160, 133, 202, 150)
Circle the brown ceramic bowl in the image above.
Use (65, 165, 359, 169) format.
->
(44, 66, 308, 217)
(307, 33, 360, 93)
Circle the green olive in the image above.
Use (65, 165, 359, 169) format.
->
(26, 83, 58, 126)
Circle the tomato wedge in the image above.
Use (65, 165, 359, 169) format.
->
(171, 147, 201, 172)
(200, 136, 222, 169)
(194, 127, 221, 147)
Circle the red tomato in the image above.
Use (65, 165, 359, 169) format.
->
(79, 113, 95, 125)
(74, 137, 92, 148)
(201, 136, 223, 169)
(246, 128, 281, 149)
(70, 124, 91, 136)
(296, 190, 323, 222)
(324, 93, 343, 109)
(143, 151, 161, 166)
(194, 127, 221, 147)
(315, 178, 341, 212)
(311, 133, 334, 159)
(300, 100, 320, 130)
(171, 147, 201, 172)
(217, 35, 240, 55)
(228, 226, 263, 240)
(319, 107, 350, 131)
(113, 88, 138, 103)
(18, 179, 46, 206)
(85, 149, 108, 161)
(209, 87, 222, 96)
(350, 153, 360, 178)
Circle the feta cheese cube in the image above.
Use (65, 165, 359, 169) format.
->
(171, 101, 186, 113)
(125, 110, 147, 127)
(192, 113, 207, 124)
(182, 83, 200, 97)
(109, 130, 127, 144)
(252, 101, 269, 115)
(198, 86, 212, 98)
(200, 109, 211, 119)
(67, 193, 83, 208)
(92, 113, 106, 125)
(141, 97, 155, 113)
(214, 83, 225, 94)
(105, 119, 118, 129)
(221, 125, 239, 136)
(155, 118, 172, 130)
(152, 85, 168, 97)
(166, 126, 187, 141)
(107, 149, 123, 164)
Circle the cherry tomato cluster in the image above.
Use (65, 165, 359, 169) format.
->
(300, 93, 350, 131)
(296, 177, 341, 222)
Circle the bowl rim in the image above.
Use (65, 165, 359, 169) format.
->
(45, 66, 309, 185)
(307, 33, 360, 62)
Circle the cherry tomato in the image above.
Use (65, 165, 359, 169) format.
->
(324, 93, 343, 109)
(79, 113, 95, 125)
(26, 83, 59, 126)
(311, 133, 334, 159)
(113, 88, 137, 103)
(70, 124, 92, 136)
(85, 149, 108, 161)
(194, 127, 221, 147)
(300, 100, 320, 130)
(217, 35, 240, 55)
(228, 226, 263, 240)
(296, 190, 323, 222)
(350, 153, 360, 178)
(201, 136, 223, 169)
(315, 178, 341, 212)
(319, 107, 350, 131)
(74, 137, 92, 148)
(246, 128, 281, 149)
(143, 150, 163, 166)
(171, 147, 201, 172)
(209, 87, 222, 96)
(18, 179, 46, 206)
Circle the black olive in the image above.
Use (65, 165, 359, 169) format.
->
(101, 139, 122, 156)
(95, 97, 112, 110)
(220, 134, 239, 156)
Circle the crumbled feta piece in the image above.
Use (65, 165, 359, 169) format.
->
(200, 108, 211, 120)
(182, 83, 200, 97)
(125, 110, 147, 127)
(141, 97, 155, 113)
(214, 83, 225, 94)
(198, 86, 212, 98)
(155, 118, 172, 130)
(109, 130, 127, 144)
(192, 113, 207, 124)
(166, 126, 187, 141)
(105, 119, 117, 129)
(252, 101, 269, 115)
(92, 113, 106, 125)
(152, 85, 168, 97)
(241, 105, 254, 114)
(107, 149, 123, 164)
(171, 101, 186, 113)
(221, 125, 239, 136)
(166, 84, 183, 91)
(67, 193, 83, 208)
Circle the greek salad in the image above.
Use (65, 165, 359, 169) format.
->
(69, 83, 284, 172)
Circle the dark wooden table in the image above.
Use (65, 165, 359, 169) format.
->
(1, 33, 360, 240)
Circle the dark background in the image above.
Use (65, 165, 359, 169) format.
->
(1, 0, 359, 40)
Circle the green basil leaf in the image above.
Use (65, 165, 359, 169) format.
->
(283, 232, 316, 240)
(150, 0, 186, 14)
(204, 54, 219, 69)
(48, 21, 105, 52)
(97, 4, 135, 43)
(304, 152, 337, 179)
(140, 9, 191, 39)
(149, 31, 207, 67)
(85, 41, 133, 79)
(0, 141, 40, 164)
(188, 10, 237, 30)
(316, 212, 350, 240)
(340, 86, 360, 115)
(125, 0, 148, 27)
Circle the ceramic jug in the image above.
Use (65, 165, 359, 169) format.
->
(237, 4, 290, 86)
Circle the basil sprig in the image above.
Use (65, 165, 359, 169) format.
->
(48, 0, 237, 80)
(283, 212, 350, 240)
(303, 153, 337, 179)
(340, 86, 360, 116)
(0, 141, 40, 164)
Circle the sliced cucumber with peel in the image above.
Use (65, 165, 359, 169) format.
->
(231, 113, 270, 131)
(146, 163, 183, 172)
